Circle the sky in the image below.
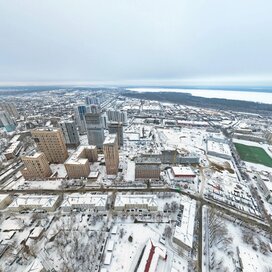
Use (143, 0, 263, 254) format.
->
(0, 0, 272, 86)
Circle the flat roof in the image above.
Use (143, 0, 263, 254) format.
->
(172, 166, 196, 177)
(104, 252, 113, 265)
(4, 141, 21, 153)
(207, 140, 232, 157)
(103, 134, 117, 145)
(65, 145, 96, 164)
(173, 197, 196, 249)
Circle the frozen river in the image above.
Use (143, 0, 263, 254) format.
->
(128, 88, 272, 104)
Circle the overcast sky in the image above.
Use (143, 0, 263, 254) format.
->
(0, 0, 272, 86)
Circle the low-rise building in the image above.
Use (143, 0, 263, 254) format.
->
(8, 195, 60, 212)
(256, 174, 272, 204)
(206, 139, 232, 160)
(135, 157, 161, 180)
(61, 193, 108, 212)
(173, 197, 196, 251)
(0, 194, 12, 209)
(114, 194, 158, 211)
(170, 166, 196, 182)
(136, 239, 167, 272)
(3, 141, 22, 160)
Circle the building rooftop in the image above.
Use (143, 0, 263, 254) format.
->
(65, 145, 96, 164)
(4, 141, 21, 154)
(173, 197, 196, 249)
(172, 166, 196, 177)
(103, 134, 117, 145)
(135, 156, 161, 165)
(61, 193, 108, 208)
(137, 239, 167, 272)
(115, 194, 158, 208)
(8, 195, 60, 210)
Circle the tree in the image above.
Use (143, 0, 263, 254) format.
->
(163, 225, 172, 239)
(128, 235, 133, 242)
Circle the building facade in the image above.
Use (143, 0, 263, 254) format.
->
(135, 157, 161, 179)
(85, 106, 105, 148)
(0, 111, 16, 132)
(107, 110, 127, 125)
(108, 121, 123, 147)
(103, 134, 119, 175)
(64, 145, 98, 178)
(31, 128, 68, 163)
(0, 101, 19, 118)
(59, 120, 80, 147)
(21, 152, 52, 180)
(74, 104, 87, 134)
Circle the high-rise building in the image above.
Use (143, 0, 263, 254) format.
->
(59, 120, 80, 147)
(103, 134, 119, 175)
(0, 101, 19, 118)
(85, 96, 101, 105)
(31, 128, 68, 163)
(107, 110, 128, 125)
(0, 111, 16, 132)
(21, 152, 52, 180)
(85, 105, 105, 148)
(74, 104, 87, 134)
(108, 121, 123, 147)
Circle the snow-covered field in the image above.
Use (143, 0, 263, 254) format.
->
(128, 88, 272, 104)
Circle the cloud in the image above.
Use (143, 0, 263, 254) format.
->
(0, 0, 271, 84)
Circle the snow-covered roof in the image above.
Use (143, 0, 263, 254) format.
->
(1, 218, 24, 231)
(173, 197, 196, 249)
(172, 166, 196, 177)
(114, 194, 158, 209)
(104, 252, 113, 265)
(4, 141, 21, 154)
(103, 134, 117, 145)
(65, 145, 96, 165)
(24, 258, 44, 272)
(207, 140, 232, 157)
(61, 193, 108, 208)
(8, 195, 60, 210)
(29, 227, 44, 239)
(0, 194, 10, 204)
(107, 240, 114, 251)
(137, 239, 167, 272)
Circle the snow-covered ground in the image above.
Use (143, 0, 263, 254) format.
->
(202, 206, 272, 272)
